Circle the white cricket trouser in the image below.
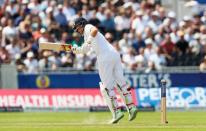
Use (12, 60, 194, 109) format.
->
(98, 52, 135, 114)
(97, 52, 126, 90)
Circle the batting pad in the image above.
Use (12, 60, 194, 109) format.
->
(99, 82, 118, 118)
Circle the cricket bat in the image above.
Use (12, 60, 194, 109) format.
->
(39, 42, 72, 52)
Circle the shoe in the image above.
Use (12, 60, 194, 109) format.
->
(128, 106, 138, 121)
(110, 110, 124, 124)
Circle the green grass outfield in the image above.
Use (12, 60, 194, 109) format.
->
(0, 111, 206, 131)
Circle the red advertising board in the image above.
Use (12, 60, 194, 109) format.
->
(0, 89, 137, 108)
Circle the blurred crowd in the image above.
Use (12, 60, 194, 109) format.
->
(0, 0, 206, 73)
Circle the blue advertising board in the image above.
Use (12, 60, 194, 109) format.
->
(197, 0, 206, 4)
(18, 72, 206, 89)
(136, 87, 206, 108)
(125, 73, 206, 88)
(18, 73, 101, 89)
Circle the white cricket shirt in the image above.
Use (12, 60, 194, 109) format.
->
(83, 24, 118, 60)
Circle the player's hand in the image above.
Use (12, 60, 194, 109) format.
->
(72, 46, 82, 54)
(72, 47, 77, 53)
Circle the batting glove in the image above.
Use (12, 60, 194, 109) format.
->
(72, 47, 81, 54)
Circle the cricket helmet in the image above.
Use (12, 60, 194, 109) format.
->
(73, 17, 88, 31)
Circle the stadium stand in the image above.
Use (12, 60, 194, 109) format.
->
(0, 0, 206, 73)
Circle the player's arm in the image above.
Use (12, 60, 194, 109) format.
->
(72, 43, 90, 54)
(86, 26, 98, 44)
(72, 26, 98, 54)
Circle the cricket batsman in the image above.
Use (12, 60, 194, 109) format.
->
(72, 17, 137, 124)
